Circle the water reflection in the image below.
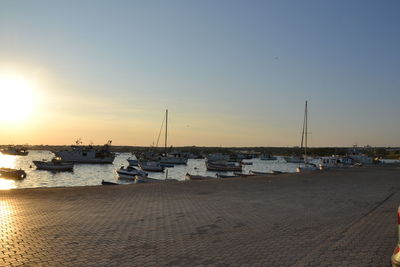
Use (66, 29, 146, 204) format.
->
(0, 154, 17, 190)
(0, 179, 16, 190)
(0, 154, 17, 168)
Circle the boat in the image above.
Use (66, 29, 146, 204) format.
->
(0, 168, 26, 180)
(260, 154, 277, 160)
(134, 175, 162, 183)
(296, 101, 319, 173)
(241, 161, 253, 165)
(157, 110, 188, 165)
(102, 180, 118, 185)
(117, 166, 148, 179)
(186, 173, 214, 180)
(33, 157, 74, 171)
(1, 146, 29, 156)
(55, 140, 115, 164)
(139, 161, 164, 172)
(249, 170, 271, 175)
(272, 170, 285, 174)
(127, 154, 139, 166)
(206, 160, 242, 172)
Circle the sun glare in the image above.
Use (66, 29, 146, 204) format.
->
(0, 74, 35, 122)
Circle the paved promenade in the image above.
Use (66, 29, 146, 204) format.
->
(1, 166, 400, 266)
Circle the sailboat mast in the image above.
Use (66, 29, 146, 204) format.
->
(165, 109, 168, 154)
(304, 101, 308, 162)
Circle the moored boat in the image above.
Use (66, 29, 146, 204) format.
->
(54, 140, 115, 164)
(186, 173, 214, 180)
(139, 161, 164, 172)
(33, 157, 74, 171)
(1, 146, 29, 156)
(102, 180, 118, 185)
(134, 175, 162, 183)
(206, 160, 242, 172)
(249, 170, 271, 175)
(117, 166, 148, 179)
(0, 168, 26, 180)
(233, 172, 257, 177)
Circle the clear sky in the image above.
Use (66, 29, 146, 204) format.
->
(0, 0, 399, 147)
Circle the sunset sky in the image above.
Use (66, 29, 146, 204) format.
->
(0, 0, 399, 147)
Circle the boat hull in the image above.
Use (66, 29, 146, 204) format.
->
(0, 168, 26, 180)
(33, 161, 74, 171)
(55, 151, 115, 164)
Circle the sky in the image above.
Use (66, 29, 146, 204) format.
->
(0, 0, 399, 147)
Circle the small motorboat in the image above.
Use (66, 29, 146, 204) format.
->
(272, 170, 284, 175)
(206, 160, 242, 172)
(117, 166, 148, 179)
(33, 157, 74, 171)
(186, 173, 214, 180)
(0, 168, 26, 180)
(1, 146, 29, 156)
(249, 170, 271, 175)
(102, 180, 118, 185)
(134, 175, 162, 183)
(139, 161, 165, 172)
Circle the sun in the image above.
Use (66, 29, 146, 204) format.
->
(0, 74, 35, 122)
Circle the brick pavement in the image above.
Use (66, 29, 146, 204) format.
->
(1, 166, 400, 266)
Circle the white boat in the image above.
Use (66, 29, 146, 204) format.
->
(33, 157, 74, 171)
(55, 140, 115, 164)
(206, 160, 242, 172)
(296, 101, 319, 173)
(117, 166, 148, 179)
(139, 161, 164, 172)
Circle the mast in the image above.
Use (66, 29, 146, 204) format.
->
(164, 109, 168, 155)
(304, 101, 308, 163)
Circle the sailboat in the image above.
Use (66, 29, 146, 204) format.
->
(159, 109, 188, 165)
(296, 101, 318, 173)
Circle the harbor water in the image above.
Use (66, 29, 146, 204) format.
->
(0, 150, 303, 189)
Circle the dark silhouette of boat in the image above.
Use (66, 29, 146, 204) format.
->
(0, 168, 26, 180)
